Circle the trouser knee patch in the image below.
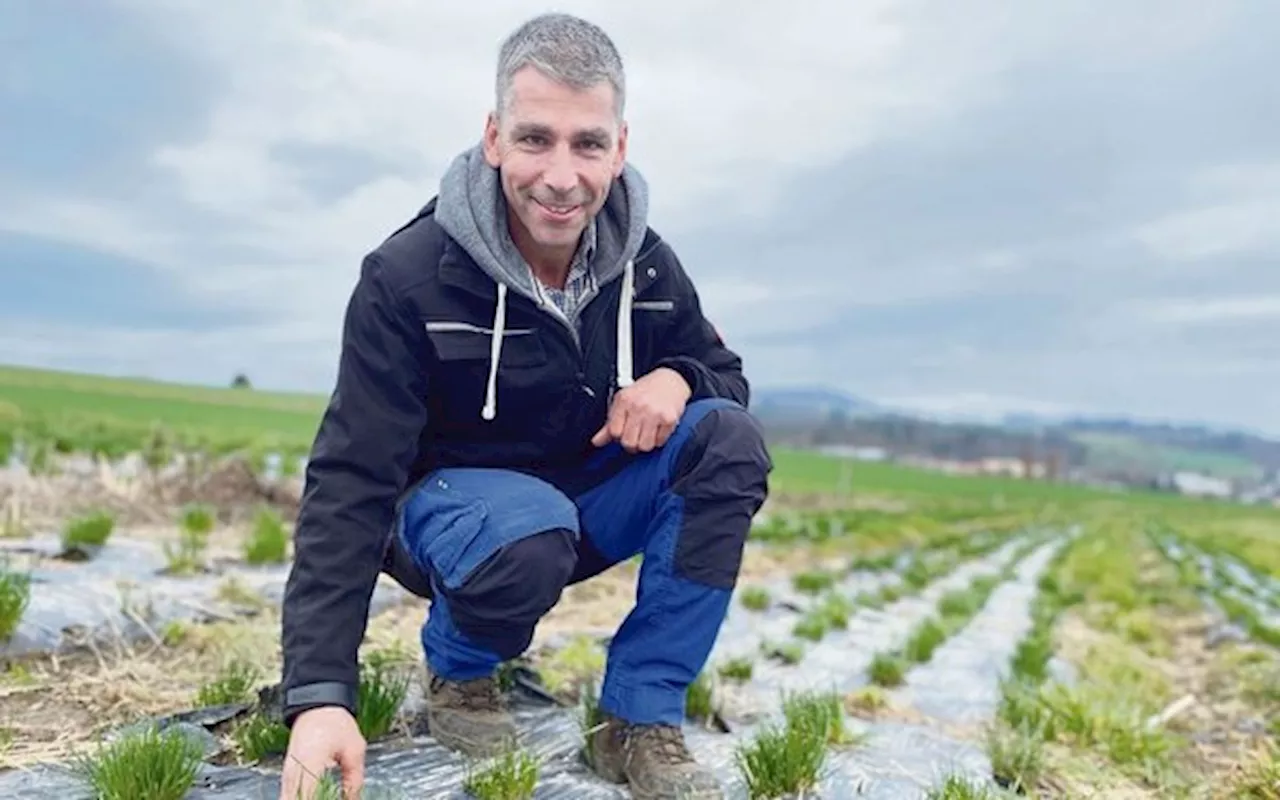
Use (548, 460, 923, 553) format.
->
(671, 406, 772, 590)
(441, 527, 577, 659)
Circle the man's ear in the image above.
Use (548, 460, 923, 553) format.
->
(483, 112, 502, 168)
(612, 120, 629, 177)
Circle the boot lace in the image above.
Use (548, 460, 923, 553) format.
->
(627, 723, 695, 765)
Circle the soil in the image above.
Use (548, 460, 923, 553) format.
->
(1051, 604, 1278, 798)
(0, 480, 850, 771)
(0, 456, 300, 531)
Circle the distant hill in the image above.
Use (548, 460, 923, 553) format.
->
(751, 384, 1278, 482)
(750, 387, 882, 422)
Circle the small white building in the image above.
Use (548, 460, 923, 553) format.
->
(1169, 471, 1234, 500)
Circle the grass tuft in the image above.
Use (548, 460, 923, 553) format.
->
(985, 722, 1045, 794)
(194, 658, 260, 707)
(462, 747, 540, 800)
(867, 652, 907, 687)
(0, 557, 31, 642)
(537, 634, 606, 697)
(73, 723, 204, 800)
(356, 649, 411, 741)
(739, 586, 772, 611)
(231, 712, 290, 763)
(61, 510, 115, 557)
(243, 506, 289, 564)
(685, 672, 716, 722)
(165, 503, 214, 574)
(925, 774, 998, 799)
(782, 688, 861, 747)
(762, 640, 804, 665)
(735, 719, 827, 799)
(717, 656, 754, 682)
(902, 617, 949, 663)
(844, 685, 888, 716)
(792, 569, 836, 595)
(792, 612, 828, 642)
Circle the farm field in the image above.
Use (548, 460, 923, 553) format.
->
(0, 367, 1278, 798)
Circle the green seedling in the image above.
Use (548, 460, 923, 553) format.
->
(739, 586, 772, 611)
(867, 652, 907, 687)
(244, 506, 289, 564)
(734, 716, 827, 799)
(844, 685, 887, 716)
(685, 672, 716, 722)
(194, 658, 261, 707)
(902, 618, 948, 663)
(762, 640, 804, 665)
(792, 612, 828, 642)
(61, 510, 115, 558)
(73, 723, 204, 800)
(0, 559, 31, 642)
(232, 712, 290, 763)
(985, 722, 1045, 794)
(718, 656, 754, 681)
(925, 774, 999, 799)
(782, 689, 860, 747)
(165, 504, 215, 574)
(356, 654, 411, 741)
(462, 747, 540, 800)
(792, 570, 835, 595)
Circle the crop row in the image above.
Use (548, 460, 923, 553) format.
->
(988, 520, 1279, 797)
(0, 411, 312, 476)
(0, 505, 291, 646)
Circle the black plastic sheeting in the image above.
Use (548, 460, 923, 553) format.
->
(0, 535, 411, 659)
(0, 531, 1067, 799)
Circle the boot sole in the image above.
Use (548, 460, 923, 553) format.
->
(629, 784, 725, 800)
(426, 709, 518, 759)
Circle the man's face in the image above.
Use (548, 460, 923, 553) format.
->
(483, 66, 627, 259)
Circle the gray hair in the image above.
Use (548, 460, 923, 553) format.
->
(495, 13, 626, 122)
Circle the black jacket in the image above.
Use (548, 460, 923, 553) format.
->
(279, 198, 749, 723)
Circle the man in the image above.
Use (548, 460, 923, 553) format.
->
(278, 12, 771, 800)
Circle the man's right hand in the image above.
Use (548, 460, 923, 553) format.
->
(279, 706, 366, 800)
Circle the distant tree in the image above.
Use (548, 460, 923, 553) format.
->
(231, 373, 252, 390)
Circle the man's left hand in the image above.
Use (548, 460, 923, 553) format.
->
(591, 367, 691, 453)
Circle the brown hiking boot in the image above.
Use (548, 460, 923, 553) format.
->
(587, 713, 724, 799)
(424, 671, 518, 758)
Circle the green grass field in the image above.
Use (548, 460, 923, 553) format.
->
(0, 365, 328, 460)
(1072, 430, 1263, 481)
(2, 363, 1264, 524)
(4, 366, 1280, 797)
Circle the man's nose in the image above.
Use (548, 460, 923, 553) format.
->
(542, 145, 578, 194)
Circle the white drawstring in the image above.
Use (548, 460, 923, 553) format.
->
(616, 258, 634, 388)
(481, 282, 507, 421)
(480, 259, 634, 421)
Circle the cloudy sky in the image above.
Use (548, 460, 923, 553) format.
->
(2, 1, 1277, 434)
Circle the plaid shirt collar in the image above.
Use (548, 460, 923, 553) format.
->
(531, 217, 597, 324)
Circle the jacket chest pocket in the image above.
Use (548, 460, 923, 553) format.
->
(424, 321, 566, 423)
(629, 296, 678, 374)
(425, 322, 547, 369)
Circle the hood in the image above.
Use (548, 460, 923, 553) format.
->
(433, 142, 652, 422)
(435, 141, 651, 308)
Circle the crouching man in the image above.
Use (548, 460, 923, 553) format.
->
(277, 12, 771, 800)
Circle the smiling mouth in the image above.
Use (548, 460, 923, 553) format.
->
(534, 198, 581, 219)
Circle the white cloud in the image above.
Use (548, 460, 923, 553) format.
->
(1131, 159, 1280, 261)
(879, 391, 1095, 422)
(6, 0, 1280, 433)
(1132, 295, 1280, 325)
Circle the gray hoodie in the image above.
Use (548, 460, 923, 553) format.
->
(433, 143, 652, 420)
